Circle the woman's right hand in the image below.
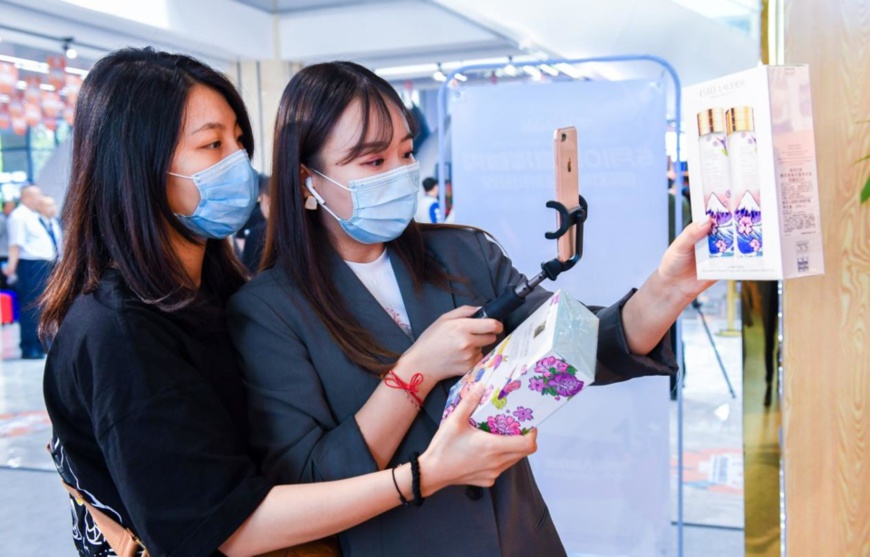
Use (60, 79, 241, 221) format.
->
(397, 306, 503, 384)
(418, 383, 537, 495)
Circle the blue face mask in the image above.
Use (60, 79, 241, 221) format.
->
(307, 162, 421, 244)
(168, 149, 259, 239)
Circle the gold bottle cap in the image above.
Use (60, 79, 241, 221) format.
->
(726, 107, 755, 134)
(697, 108, 726, 136)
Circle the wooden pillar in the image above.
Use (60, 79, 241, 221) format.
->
(781, 1, 870, 555)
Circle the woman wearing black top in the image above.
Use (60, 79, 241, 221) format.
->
(40, 48, 536, 557)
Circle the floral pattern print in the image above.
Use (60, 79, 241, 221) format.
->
(513, 406, 534, 422)
(528, 356, 584, 399)
(486, 414, 523, 436)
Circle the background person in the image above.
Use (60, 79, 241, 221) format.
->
(0, 198, 12, 290)
(38, 195, 63, 260)
(414, 176, 441, 223)
(4, 184, 58, 359)
(240, 174, 270, 274)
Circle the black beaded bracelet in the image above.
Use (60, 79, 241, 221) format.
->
(409, 452, 425, 507)
(391, 465, 408, 506)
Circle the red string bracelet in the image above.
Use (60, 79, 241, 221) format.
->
(384, 371, 425, 410)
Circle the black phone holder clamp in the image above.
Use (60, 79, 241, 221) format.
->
(472, 195, 588, 321)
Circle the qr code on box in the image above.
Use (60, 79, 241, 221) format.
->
(797, 255, 810, 273)
(796, 242, 810, 272)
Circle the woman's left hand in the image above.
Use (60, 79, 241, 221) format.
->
(657, 216, 717, 302)
(621, 216, 718, 356)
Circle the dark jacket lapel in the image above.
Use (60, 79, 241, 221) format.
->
(388, 248, 459, 425)
(331, 252, 415, 359)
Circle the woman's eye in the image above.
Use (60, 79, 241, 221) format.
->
(403, 150, 415, 160)
(365, 158, 385, 167)
(205, 141, 221, 150)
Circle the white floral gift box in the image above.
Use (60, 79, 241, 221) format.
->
(442, 290, 598, 435)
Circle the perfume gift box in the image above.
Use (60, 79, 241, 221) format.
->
(442, 290, 598, 435)
(683, 65, 824, 280)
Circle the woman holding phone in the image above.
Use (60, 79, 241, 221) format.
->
(227, 61, 714, 556)
(40, 48, 536, 557)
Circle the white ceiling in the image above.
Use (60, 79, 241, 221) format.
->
(0, 0, 760, 86)
(427, 0, 760, 86)
(0, 0, 274, 68)
(275, 1, 521, 66)
(236, 0, 403, 14)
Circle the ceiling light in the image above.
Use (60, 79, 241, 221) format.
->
(554, 63, 583, 79)
(62, 38, 78, 60)
(539, 64, 560, 77)
(454, 72, 467, 82)
(0, 54, 88, 76)
(523, 66, 542, 79)
(433, 63, 447, 82)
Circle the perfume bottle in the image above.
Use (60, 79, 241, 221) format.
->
(727, 107, 762, 256)
(697, 108, 734, 257)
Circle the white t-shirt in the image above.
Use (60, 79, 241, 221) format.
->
(7, 205, 58, 261)
(414, 194, 441, 224)
(344, 249, 413, 338)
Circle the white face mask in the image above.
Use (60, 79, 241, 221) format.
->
(306, 162, 421, 244)
(168, 149, 259, 239)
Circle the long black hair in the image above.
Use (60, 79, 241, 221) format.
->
(40, 47, 253, 341)
(263, 61, 456, 374)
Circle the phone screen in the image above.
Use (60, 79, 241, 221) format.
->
(554, 127, 579, 262)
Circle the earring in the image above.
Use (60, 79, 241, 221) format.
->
(304, 196, 318, 210)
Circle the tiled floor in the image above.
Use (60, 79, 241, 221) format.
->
(670, 281, 747, 556)
(673, 284, 745, 531)
(0, 282, 749, 557)
(0, 329, 70, 557)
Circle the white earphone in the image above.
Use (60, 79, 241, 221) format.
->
(304, 176, 325, 204)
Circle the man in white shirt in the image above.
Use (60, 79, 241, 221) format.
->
(3, 185, 59, 359)
(0, 200, 12, 290)
(413, 177, 442, 224)
(38, 195, 63, 259)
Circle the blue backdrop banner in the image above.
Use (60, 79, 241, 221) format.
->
(450, 77, 671, 557)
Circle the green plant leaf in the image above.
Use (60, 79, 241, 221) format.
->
(478, 423, 491, 433)
(861, 176, 870, 204)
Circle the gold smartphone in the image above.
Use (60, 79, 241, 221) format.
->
(554, 127, 579, 262)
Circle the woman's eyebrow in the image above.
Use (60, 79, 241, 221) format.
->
(190, 122, 224, 135)
(189, 120, 239, 136)
(346, 133, 414, 153)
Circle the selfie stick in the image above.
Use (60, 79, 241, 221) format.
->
(472, 195, 588, 321)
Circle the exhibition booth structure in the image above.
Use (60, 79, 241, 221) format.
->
(434, 55, 687, 557)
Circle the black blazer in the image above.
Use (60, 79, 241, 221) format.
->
(227, 227, 676, 557)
